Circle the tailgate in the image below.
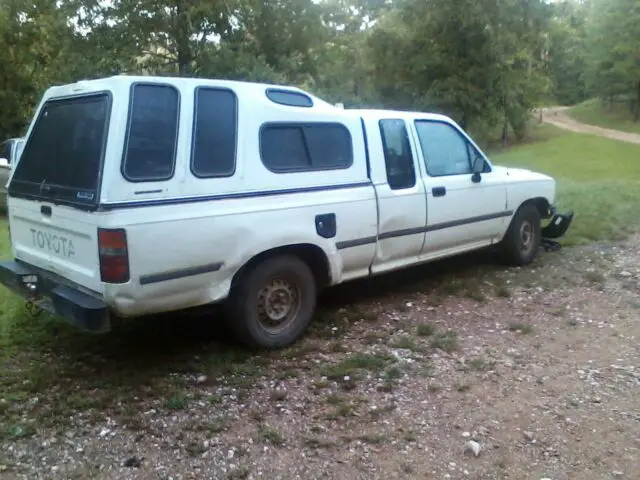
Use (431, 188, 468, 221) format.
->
(9, 198, 102, 294)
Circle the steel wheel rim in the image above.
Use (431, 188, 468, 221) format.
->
(256, 276, 301, 333)
(519, 220, 534, 253)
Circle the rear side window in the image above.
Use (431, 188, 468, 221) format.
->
(379, 119, 416, 190)
(122, 84, 179, 182)
(9, 93, 110, 208)
(0, 141, 11, 163)
(260, 123, 353, 173)
(191, 88, 237, 178)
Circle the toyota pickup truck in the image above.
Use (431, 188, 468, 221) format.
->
(0, 76, 572, 348)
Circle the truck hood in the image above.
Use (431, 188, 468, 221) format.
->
(492, 165, 554, 182)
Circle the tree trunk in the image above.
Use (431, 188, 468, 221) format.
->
(175, 0, 192, 75)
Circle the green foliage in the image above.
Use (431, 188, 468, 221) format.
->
(0, 0, 637, 143)
(583, 0, 640, 119)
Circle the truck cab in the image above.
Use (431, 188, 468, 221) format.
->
(0, 76, 572, 348)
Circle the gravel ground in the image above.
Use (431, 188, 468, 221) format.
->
(1, 236, 639, 480)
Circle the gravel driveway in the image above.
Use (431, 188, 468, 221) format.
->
(1, 234, 639, 480)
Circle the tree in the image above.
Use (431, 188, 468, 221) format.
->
(584, 0, 640, 119)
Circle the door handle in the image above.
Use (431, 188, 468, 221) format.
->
(41, 205, 52, 217)
(432, 186, 446, 197)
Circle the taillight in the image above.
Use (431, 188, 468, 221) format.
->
(98, 228, 130, 283)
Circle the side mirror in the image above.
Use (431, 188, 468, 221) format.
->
(0, 158, 9, 168)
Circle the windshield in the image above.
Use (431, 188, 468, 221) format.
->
(9, 93, 111, 208)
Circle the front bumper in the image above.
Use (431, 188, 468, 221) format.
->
(542, 208, 574, 239)
(0, 260, 111, 333)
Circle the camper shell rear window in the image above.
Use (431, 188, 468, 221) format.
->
(8, 92, 111, 209)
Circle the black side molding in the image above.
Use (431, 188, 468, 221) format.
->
(139, 262, 224, 285)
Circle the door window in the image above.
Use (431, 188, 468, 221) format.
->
(414, 121, 471, 177)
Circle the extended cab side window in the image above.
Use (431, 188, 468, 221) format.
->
(260, 123, 353, 172)
(191, 87, 237, 178)
(122, 84, 180, 182)
(414, 121, 471, 177)
(379, 119, 416, 190)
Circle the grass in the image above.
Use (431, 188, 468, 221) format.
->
(508, 322, 535, 335)
(492, 124, 640, 245)
(257, 424, 284, 445)
(567, 99, 640, 135)
(416, 323, 436, 337)
(323, 353, 392, 380)
(429, 330, 459, 353)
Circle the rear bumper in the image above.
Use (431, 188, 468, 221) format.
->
(0, 260, 111, 332)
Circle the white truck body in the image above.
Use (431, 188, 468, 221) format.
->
(0, 76, 571, 347)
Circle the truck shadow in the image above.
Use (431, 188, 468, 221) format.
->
(4, 247, 533, 419)
(50, 247, 504, 360)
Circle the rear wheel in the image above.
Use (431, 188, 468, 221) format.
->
(500, 203, 541, 266)
(225, 255, 317, 349)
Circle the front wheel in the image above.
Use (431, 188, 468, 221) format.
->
(225, 255, 317, 349)
(499, 203, 541, 266)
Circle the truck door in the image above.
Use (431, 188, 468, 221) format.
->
(365, 117, 428, 274)
(411, 119, 508, 256)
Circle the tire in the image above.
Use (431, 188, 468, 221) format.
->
(225, 255, 317, 349)
(499, 203, 541, 266)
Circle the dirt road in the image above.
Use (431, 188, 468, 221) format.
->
(540, 106, 640, 145)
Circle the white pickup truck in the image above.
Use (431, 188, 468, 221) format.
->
(0, 76, 572, 348)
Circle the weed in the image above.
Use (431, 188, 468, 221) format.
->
(326, 403, 354, 420)
(323, 353, 391, 380)
(303, 436, 335, 449)
(358, 434, 387, 444)
(312, 378, 329, 390)
(275, 368, 299, 380)
(402, 429, 417, 442)
(185, 441, 206, 457)
(469, 356, 490, 372)
(508, 322, 535, 334)
(269, 389, 287, 402)
(258, 424, 284, 445)
(455, 382, 471, 393)
(325, 393, 346, 405)
(389, 335, 420, 352)
(430, 330, 459, 353)
(416, 323, 436, 337)
(584, 271, 606, 284)
(465, 287, 486, 302)
(363, 331, 387, 345)
(495, 284, 511, 298)
(328, 341, 347, 353)
(164, 393, 189, 410)
(427, 383, 442, 394)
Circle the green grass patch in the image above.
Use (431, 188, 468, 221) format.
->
(323, 353, 392, 380)
(416, 323, 436, 337)
(492, 126, 640, 245)
(568, 99, 640, 135)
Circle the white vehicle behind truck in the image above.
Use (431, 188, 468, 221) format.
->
(0, 76, 573, 348)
